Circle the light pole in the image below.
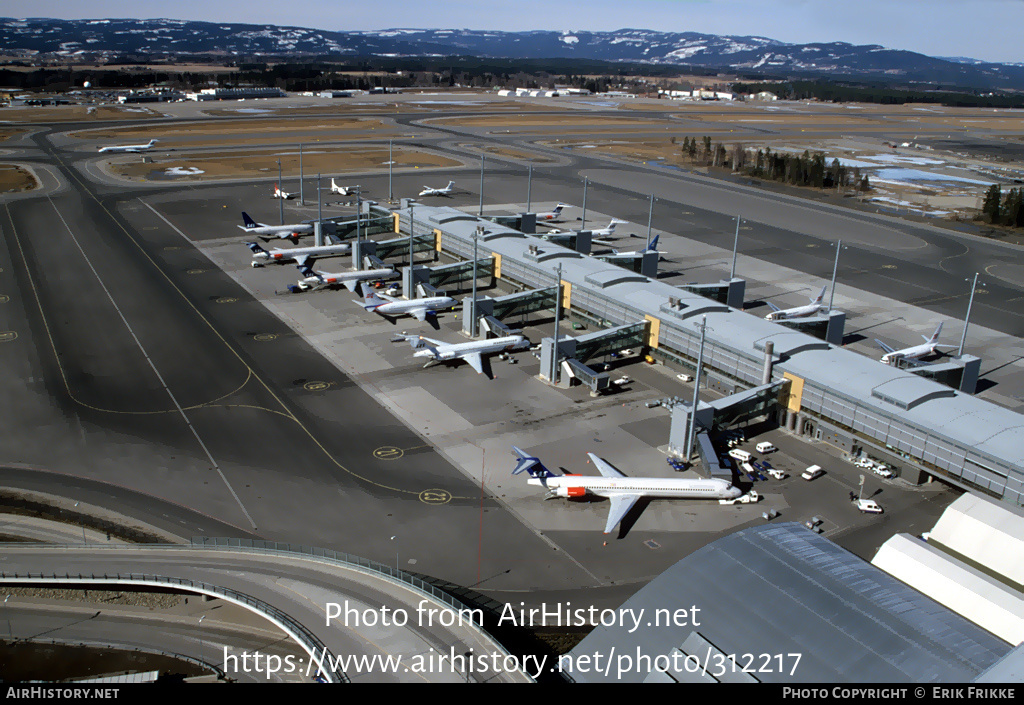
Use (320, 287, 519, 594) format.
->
(581, 176, 589, 231)
(684, 316, 709, 462)
(958, 272, 982, 357)
(827, 240, 847, 313)
(646, 193, 655, 248)
(390, 535, 398, 573)
(316, 173, 323, 247)
(388, 140, 394, 203)
(478, 155, 485, 217)
(277, 159, 284, 225)
(526, 164, 533, 213)
(408, 202, 416, 269)
(550, 263, 563, 383)
(471, 226, 482, 338)
(299, 143, 304, 205)
(729, 216, 741, 280)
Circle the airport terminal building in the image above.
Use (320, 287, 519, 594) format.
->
(405, 204, 1024, 508)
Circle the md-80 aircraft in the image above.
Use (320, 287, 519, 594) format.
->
(330, 179, 361, 196)
(533, 203, 571, 223)
(876, 322, 953, 365)
(512, 447, 742, 534)
(295, 264, 398, 292)
(246, 241, 350, 268)
(273, 184, 294, 199)
(359, 282, 458, 323)
(764, 286, 827, 321)
(391, 331, 530, 376)
(238, 212, 314, 242)
(418, 181, 455, 197)
(97, 139, 158, 154)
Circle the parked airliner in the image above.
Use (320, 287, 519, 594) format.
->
(512, 447, 741, 534)
(238, 212, 314, 242)
(330, 179, 361, 196)
(876, 322, 954, 365)
(392, 332, 530, 375)
(246, 241, 350, 268)
(296, 264, 398, 292)
(419, 181, 455, 197)
(359, 282, 458, 322)
(764, 286, 827, 321)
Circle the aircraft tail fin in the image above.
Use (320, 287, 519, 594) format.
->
(812, 285, 827, 304)
(926, 322, 944, 343)
(360, 282, 389, 310)
(246, 242, 267, 254)
(241, 212, 258, 229)
(511, 446, 556, 480)
(645, 234, 660, 252)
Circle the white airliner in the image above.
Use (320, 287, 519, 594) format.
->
(418, 181, 455, 197)
(296, 264, 398, 292)
(392, 332, 530, 375)
(545, 219, 627, 241)
(330, 179, 361, 196)
(359, 282, 458, 322)
(512, 447, 742, 534)
(97, 139, 158, 154)
(273, 184, 294, 199)
(764, 286, 827, 321)
(876, 322, 954, 365)
(246, 241, 350, 268)
(534, 203, 571, 223)
(238, 212, 314, 242)
(612, 234, 665, 256)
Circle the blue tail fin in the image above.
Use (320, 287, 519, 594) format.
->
(242, 212, 258, 229)
(247, 241, 267, 254)
(645, 235, 659, 252)
(511, 446, 556, 478)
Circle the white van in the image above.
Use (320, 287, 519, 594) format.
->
(728, 448, 752, 462)
(801, 465, 824, 481)
(755, 442, 777, 454)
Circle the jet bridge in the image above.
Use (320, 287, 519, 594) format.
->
(426, 257, 495, 290)
(462, 287, 558, 337)
(668, 380, 789, 461)
(593, 251, 659, 278)
(538, 322, 649, 392)
(373, 233, 438, 262)
(775, 311, 845, 346)
(681, 278, 746, 310)
(537, 231, 592, 254)
(906, 354, 980, 394)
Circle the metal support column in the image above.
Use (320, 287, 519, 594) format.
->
(959, 272, 981, 357)
(684, 316, 708, 461)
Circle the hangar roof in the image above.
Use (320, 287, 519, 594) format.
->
(564, 524, 1010, 683)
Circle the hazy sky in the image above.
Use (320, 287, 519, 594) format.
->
(16, 1, 1024, 63)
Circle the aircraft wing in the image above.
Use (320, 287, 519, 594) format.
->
(874, 339, 897, 355)
(464, 352, 485, 375)
(765, 302, 781, 313)
(412, 308, 428, 322)
(293, 254, 311, 267)
(587, 453, 626, 479)
(604, 494, 641, 535)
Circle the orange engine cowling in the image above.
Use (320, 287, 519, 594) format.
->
(559, 486, 586, 498)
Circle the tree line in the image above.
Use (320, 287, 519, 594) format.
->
(981, 185, 1024, 227)
(678, 136, 871, 191)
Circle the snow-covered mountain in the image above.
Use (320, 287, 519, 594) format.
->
(3, 18, 1022, 89)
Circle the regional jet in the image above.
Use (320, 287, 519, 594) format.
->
(295, 264, 398, 292)
(238, 212, 314, 242)
(418, 181, 455, 197)
(273, 184, 294, 199)
(330, 179, 361, 196)
(876, 322, 954, 365)
(246, 241, 350, 268)
(97, 139, 158, 154)
(392, 331, 530, 376)
(359, 282, 458, 323)
(763, 286, 827, 321)
(512, 447, 742, 534)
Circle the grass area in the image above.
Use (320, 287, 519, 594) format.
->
(429, 114, 675, 128)
(0, 164, 38, 192)
(201, 100, 565, 118)
(71, 116, 388, 139)
(0, 105, 163, 122)
(464, 143, 554, 163)
(106, 145, 460, 181)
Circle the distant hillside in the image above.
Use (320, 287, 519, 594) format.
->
(4, 18, 1024, 91)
